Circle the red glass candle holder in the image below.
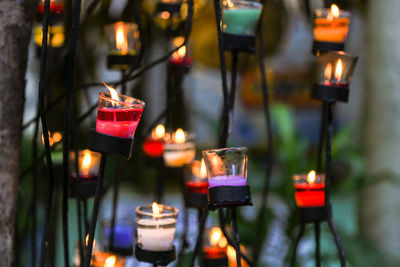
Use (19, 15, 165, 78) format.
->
(143, 124, 165, 158)
(37, 0, 65, 14)
(95, 87, 145, 139)
(185, 160, 208, 194)
(293, 171, 326, 208)
(202, 227, 228, 260)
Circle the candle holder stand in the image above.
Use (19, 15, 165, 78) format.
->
(222, 33, 256, 54)
(311, 84, 349, 103)
(69, 177, 98, 198)
(109, 244, 134, 257)
(88, 129, 134, 159)
(167, 61, 190, 76)
(135, 244, 176, 266)
(186, 191, 208, 208)
(298, 205, 329, 224)
(201, 256, 228, 267)
(156, 2, 181, 16)
(208, 186, 252, 211)
(107, 54, 140, 70)
(312, 41, 345, 55)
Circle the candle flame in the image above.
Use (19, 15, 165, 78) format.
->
(52, 132, 62, 143)
(200, 159, 207, 178)
(324, 63, 332, 82)
(173, 128, 186, 144)
(104, 255, 116, 267)
(152, 124, 165, 140)
(102, 81, 119, 102)
(115, 22, 128, 55)
(227, 245, 247, 267)
(85, 234, 96, 251)
(152, 202, 160, 215)
(160, 11, 171, 19)
(307, 171, 316, 184)
(42, 131, 55, 146)
(81, 150, 92, 176)
(172, 37, 186, 59)
(210, 227, 222, 247)
(330, 4, 340, 18)
(334, 59, 343, 81)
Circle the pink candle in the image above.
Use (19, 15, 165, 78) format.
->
(208, 175, 247, 188)
(95, 82, 145, 139)
(96, 108, 142, 138)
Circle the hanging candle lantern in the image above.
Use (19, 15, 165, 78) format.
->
(202, 227, 228, 267)
(143, 124, 166, 158)
(202, 147, 252, 209)
(313, 4, 350, 53)
(89, 82, 145, 158)
(106, 22, 141, 70)
(221, 0, 262, 36)
(69, 150, 101, 198)
(312, 51, 358, 103)
(163, 128, 196, 168)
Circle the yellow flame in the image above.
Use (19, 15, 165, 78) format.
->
(324, 63, 332, 82)
(115, 22, 128, 55)
(160, 11, 171, 19)
(173, 128, 186, 144)
(210, 227, 222, 247)
(104, 255, 116, 267)
(200, 159, 207, 178)
(330, 4, 340, 18)
(102, 81, 119, 102)
(52, 132, 62, 143)
(307, 170, 316, 184)
(152, 202, 160, 215)
(152, 124, 165, 140)
(172, 37, 186, 59)
(334, 59, 343, 81)
(42, 131, 54, 147)
(81, 150, 92, 176)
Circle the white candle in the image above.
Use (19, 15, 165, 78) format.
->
(163, 129, 195, 167)
(137, 218, 177, 251)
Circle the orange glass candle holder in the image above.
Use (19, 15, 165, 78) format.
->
(293, 171, 325, 208)
(313, 4, 350, 43)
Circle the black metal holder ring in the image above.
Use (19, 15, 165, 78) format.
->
(201, 256, 228, 267)
(186, 191, 208, 208)
(156, 2, 181, 15)
(167, 62, 191, 76)
(222, 32, 256, 53)
(88, 129, 133, 158)
(311, 84, 349, 103)
(109, 244, 134, 257)
(208, 186, 252, 210)
(298, 205, 329, 224)
(312, 41, 345, 54)
(107, 54, 140, 70)
(135, 244, 176, 266)
(69, 177, 98, 198)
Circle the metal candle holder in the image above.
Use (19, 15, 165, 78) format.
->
(88, 130, 134, 158)
(135, 244, 176, 266)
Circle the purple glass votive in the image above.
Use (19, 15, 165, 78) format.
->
(104, 224, 133, 249)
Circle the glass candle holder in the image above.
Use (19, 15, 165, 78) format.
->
(202, 227, 228, 260)
(222, 0, 263, 36)
(316, 51, 358, 87)
(136, 203, 179, 251)
(92, 252, 125, 267)
(168, 36, 192, 66)
(143, 124, 165, 158)
(33, 22, 65, 48)
(314, 4, 350, 43)
(202, 147, 248, 188)
(102, 217, 134, 253)
(95, 83, 145, 139)
(185, 159, 209, 194)
(163, 128, 196, 168)
(37, 0, 65, 14)
(293, 171, 326, 208)
(69, 150, 101, 179)
(106, 22, 140, 56)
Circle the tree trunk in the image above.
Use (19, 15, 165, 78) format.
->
(362, 0, 400, 265)
(0, 1, 36, 266)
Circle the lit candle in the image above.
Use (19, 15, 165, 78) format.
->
(95, 82, 145, 139)
(186, 159, 209, 194)
(136, 203, 179, 251)
(222, 0, 262, 35)
(37, 0, 64, 14)
(202, 227, 228, 260)
(163, 128, 196, 167)
(202, 147, 248, 188)
(168, 36, 192, 66)
(107, 22, 139, 56)
(313, 4, 350, 43)
(142, 124, 165, 157)
(33, 23, 65, 48)
(293, 171, 326, 208)
(69, 150, 101, 179)
(92, 252, 125, 267)
(322, 58, 346, 86)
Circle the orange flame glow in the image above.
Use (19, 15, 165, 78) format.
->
(104, 255, 116, 267)
(115, 22, 128, 55)
(324, 63, 332, 82)
(102, 81, 119, 102)
(152, 202, 161, 216)
(173, 128, 186, 144)
(334, 59, 343, 81)
(152, 124, 165, 140)
(330, 4, 340, 18)
(81, 150, 92, 176)
(307, 171, 316, 184)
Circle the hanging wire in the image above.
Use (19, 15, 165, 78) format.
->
(37, 0, 57, 265)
